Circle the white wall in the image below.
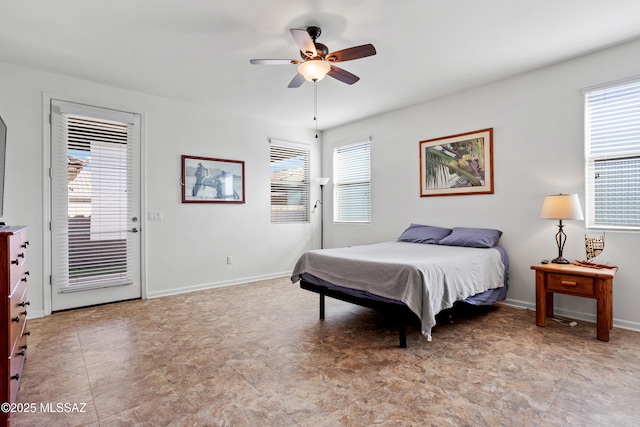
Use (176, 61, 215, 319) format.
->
(321, 38, 640, 331)
(0, 61, 321, 317)
(2, 36, 639, 328)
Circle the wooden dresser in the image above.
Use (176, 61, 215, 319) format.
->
(0, 226, 29, 426)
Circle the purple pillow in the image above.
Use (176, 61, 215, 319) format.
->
(398, 224, 452, 244)
(438, 227, 502, 248)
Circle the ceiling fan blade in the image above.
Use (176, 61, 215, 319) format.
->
(327, 44, 376, 62)
(327, 66, 360, 85)
(290, 28, 317, 58)
(250, 59, 300, 65)
(288, 73, 306, 88)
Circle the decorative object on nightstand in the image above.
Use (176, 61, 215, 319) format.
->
(585, 233, 605, 262)
(540, 193, 584, 264)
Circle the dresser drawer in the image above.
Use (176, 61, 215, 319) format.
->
(9, 232, 28, 295)
(547, 273, 595, 297)
(8, 277, 29, 356)
(8, 330, 27, 404)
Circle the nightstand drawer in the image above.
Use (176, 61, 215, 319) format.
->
(547, 273, 595, 297)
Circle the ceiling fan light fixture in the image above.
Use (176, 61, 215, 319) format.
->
(298, 59, 330, 82)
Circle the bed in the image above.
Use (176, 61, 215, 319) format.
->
(290, 224, 509, 347)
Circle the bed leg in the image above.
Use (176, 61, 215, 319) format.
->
(398, 311, 407, 348)
(399, 327, 407, 348)
(319, 292, 325, 320)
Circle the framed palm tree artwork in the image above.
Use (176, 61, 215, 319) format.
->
(419, 128, 494, 197)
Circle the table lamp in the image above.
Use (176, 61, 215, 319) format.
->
(540, 193, 584, 264)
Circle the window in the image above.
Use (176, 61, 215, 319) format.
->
(333, 139, 371, 223)
(584, 78, 640, 229)
(270, 141, 310, 223)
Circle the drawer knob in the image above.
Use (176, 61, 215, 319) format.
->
(18, 252, 25, 258)
(20, 311, 27, 317)
(21, 277, 28, 283)
(11, 316, 20, 323)
(10, 374, 19, 381)
(25, 270, 30, 276)
(23, 331, 31, 337)
(17, 350, 25, 356)
(11, 259, 18, 265)
(21, 241, 30, 248)
(561, 280, 577, 287)
(18, 301, 30, 307)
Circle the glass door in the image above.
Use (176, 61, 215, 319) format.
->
(50, 100, 141, 311)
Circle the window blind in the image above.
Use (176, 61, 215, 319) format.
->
(585, 78, 640, 229)
(334, 139, 371, 223)
(270, 142, 310, 223)
(51, 100, 138, 292)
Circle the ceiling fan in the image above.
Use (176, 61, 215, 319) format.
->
(250, 26, 376, 88)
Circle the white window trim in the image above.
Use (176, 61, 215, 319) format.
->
(584, 77, 640, 231)
(269, 138, 310, 224)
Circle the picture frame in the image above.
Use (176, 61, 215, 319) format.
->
(419, 128, 494, 197)
(181, 155, 245, 203)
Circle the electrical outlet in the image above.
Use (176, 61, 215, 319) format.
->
(226, 256, 233, 265)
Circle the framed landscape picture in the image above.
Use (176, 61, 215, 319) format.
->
(181, 155, 245, 203)
(419, 128, 493, 197)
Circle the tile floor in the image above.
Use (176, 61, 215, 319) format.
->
(12, 277, 640, 426)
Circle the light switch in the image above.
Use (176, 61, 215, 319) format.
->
(147, 212, 163, 221)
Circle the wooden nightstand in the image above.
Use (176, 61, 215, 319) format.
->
(531, 263, 617, 341)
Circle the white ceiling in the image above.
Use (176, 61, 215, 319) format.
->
(2, 0, 640, 131)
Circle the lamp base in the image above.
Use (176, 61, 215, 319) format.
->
(551, 257, 570, 264)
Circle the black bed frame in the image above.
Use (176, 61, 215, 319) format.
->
(300, 279, 417, 348)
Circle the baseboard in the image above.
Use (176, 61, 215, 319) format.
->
(502, 298, 640, 333)
(502, 297, 534, 311)
(145, 271, 291, 299)
(25, 309, 46, 319)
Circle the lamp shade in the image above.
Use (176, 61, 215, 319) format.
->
(540, 194, 584, 220)
(298, 59, 330, 82)
(317, 177, 330, 186)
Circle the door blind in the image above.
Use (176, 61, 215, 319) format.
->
(51, 100, 138, 292)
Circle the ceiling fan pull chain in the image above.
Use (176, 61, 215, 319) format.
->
(314, 81, 318, 139)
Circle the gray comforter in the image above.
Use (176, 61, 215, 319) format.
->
(291, 241, 505, 340)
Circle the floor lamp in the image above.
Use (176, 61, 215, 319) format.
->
(317, 177, 330, 249)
